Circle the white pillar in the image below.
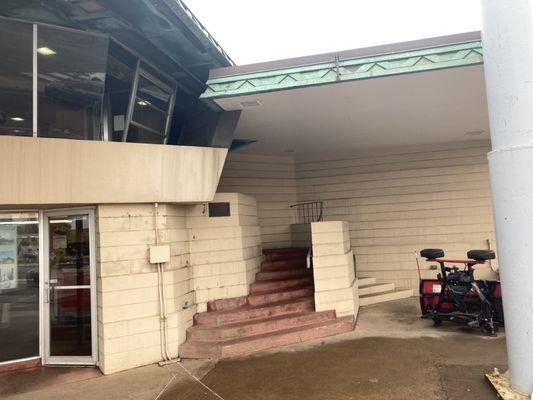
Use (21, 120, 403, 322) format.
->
(481, 0, 533, 394)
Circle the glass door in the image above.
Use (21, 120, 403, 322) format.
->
(42, 209, 96, 365)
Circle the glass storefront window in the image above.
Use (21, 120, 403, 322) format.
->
(37, 25, 108, 140)
(0, 19, 33, 137)
(0, 213, 39, 363)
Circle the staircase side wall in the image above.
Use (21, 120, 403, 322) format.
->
(187, 193, 262, 313)
(311, 221, 359, 318)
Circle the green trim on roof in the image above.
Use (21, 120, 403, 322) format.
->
(201, 41, 483, 102)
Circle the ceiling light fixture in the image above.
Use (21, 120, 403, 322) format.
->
(37, 47, 57, 56)
(77, 0, 105, 13)
(239, 99, 262, 108)
(464, 130, 486, 137)
(10, 117, 24, 122)
(137, 100, 151, 106)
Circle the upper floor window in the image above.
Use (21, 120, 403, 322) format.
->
(0, 19, 33, 137)
(0, 17, 177, 145)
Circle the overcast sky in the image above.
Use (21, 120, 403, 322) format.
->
(185, 0, 482, 65)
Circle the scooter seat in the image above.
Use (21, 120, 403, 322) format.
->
(420, 248, 445, 260)
(467, 250, 496, 261)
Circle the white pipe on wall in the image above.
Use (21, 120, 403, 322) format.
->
(481, 0, 533, 394)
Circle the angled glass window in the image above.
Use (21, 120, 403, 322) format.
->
(37, 25, 108, 140)
(0, 19, 33, 137)
(126, 70, 175, 144)
(102, 42, 137, 142)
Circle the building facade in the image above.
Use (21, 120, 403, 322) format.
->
(0, 1, 501, 376)
(0, 1, 241, 373)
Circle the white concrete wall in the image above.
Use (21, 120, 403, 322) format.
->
(312, 221, 359, 318)
(96, 204, 193, 375)
(96, 195, 261, 374)
(217, 153, 297, 249)
(187, 193, 262, 313)
(0, 136, 227, 205)
(220, 141, 498, 290)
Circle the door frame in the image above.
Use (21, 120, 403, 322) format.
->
(40, 207, 98, 366)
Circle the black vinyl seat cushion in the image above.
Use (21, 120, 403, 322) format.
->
(420, 248, 445, 259)
(467, 250, 496, 261)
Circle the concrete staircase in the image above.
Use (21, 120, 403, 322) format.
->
(179, 248, 355, 359)
(357, 277, 413, 306)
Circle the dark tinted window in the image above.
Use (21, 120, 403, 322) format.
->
(103, 42, 137, 142)
(37, 25, 108, 140)
(0, 19, 33, 137)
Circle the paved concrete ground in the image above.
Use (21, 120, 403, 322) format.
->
(2, 297, 507, 400)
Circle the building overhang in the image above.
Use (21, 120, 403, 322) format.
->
(201, 32, 482, 104)
(0, 0, 233, 94)
(199, 32, 490, 156)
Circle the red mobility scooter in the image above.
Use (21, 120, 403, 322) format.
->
(419, 248, 503, 335)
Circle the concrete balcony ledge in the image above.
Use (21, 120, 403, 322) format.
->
(0, 136, 228, 206)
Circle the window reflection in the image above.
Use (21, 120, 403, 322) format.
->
(37, 25, 108, 140)
(0, 19, 33, 137)
(103, 42, 137, 142)
(0, 213, 39, 363)
(127, 73, 173, 144)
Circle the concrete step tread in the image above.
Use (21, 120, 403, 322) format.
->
(359, 289, 414, 306)
(187, 311, 338, 343)
(357, 277, 377, 286)
(189, 310, 334, 331)
(215, 315, 354, 346)
(249, 284, 314, 297)
(250, 277, 314, 293)
(180, 316, 354, 359)
(358, 282, 394, 289)
(359, 289, 412, 298)
(358, 282, 396, 296)
(256, 269, 312, 282)
(196, 296, 314, 319)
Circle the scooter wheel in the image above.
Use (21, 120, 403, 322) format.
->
(481, 321, 498, 336)
(432, 317, 443, 326)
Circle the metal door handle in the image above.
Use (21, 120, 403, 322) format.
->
(44, 283, 49, 303)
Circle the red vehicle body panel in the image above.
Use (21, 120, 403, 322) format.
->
(419, 279, 504, 322)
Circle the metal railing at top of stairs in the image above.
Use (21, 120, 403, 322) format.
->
(290, 201, 324, 224)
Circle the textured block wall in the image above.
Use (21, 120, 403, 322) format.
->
(96, 204, 193, 374)
(217, 154, 297, 249)
(220, 140, 498, 290)
(311, 221, 359, 318)
(187, 193, 262, 313)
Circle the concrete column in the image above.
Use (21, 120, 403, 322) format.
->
(481, 0, 533, 393)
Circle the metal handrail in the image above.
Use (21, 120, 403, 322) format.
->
(290, 201, 323, 224)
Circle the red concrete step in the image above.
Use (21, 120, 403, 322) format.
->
(207, 282, 314, 312)
(263, 247, 308, 262)
(261, 258, 307, 272)
(186, 310, 336, 342)
(255, 268, 312, 282)
(207, 296, 248, 312)
(247, 285, 314, 307)
(194, 297, 315, 326)
(179, 316, 355, 359)
(250, 277, 314, 294)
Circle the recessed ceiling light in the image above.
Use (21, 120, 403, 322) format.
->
(77, 0, 105, 13)
(10, 117, 24, 122)
(37, 47, 56, 56)
(464, 130, 486, 137)
(239, 99, 262, 108)
(137, 100, 151, 106)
